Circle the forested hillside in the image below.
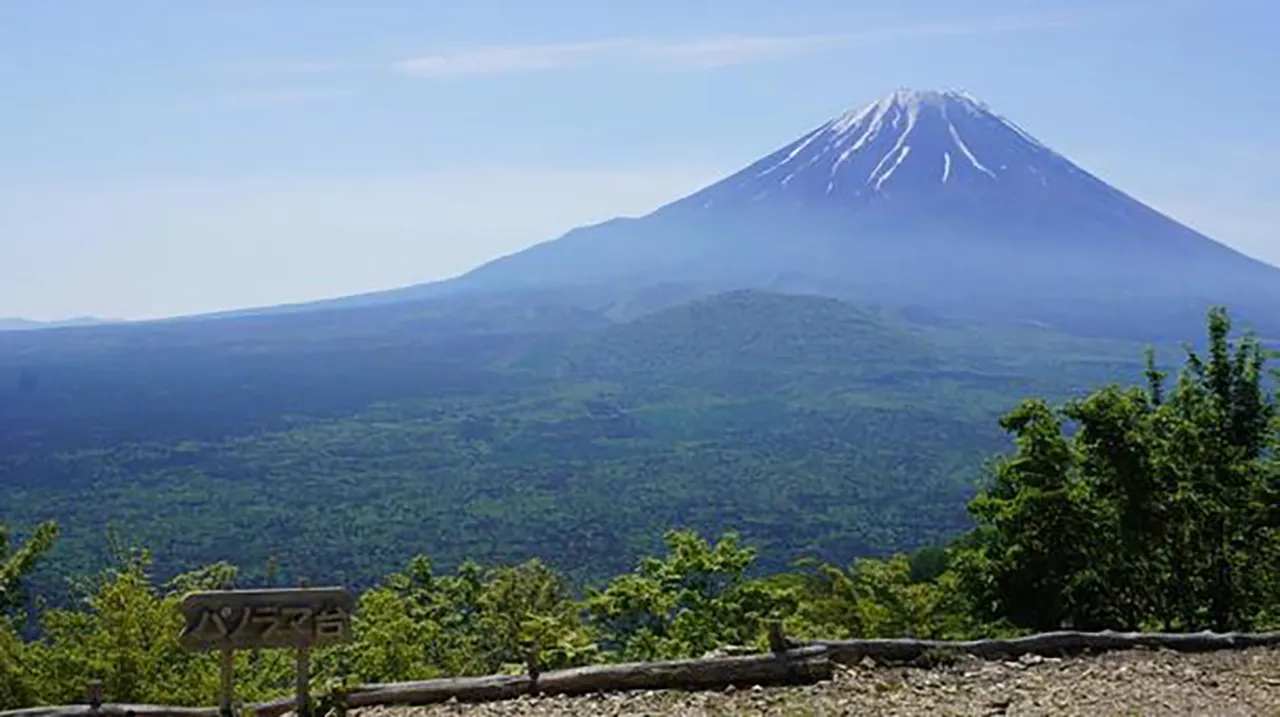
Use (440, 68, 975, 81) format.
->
(2, 306, 1276, 710)
(0, 291, 1150, 600)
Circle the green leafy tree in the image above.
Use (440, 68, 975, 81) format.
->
(585, 530, 792, 660)
(0, 520, 58, 709)
(318, 555, 594, 685)
(327, 556, 488, 682)
(955, 307, 1280, 632)
(19, 549, 292, 708)
(1, 521, 58, 616)
(794, 553, 976, 640)
(955, 398, 1112, 630)
(0, 616, 34, 709)
(476, 558, 598, 674)
(1155, 308, 1277, 629)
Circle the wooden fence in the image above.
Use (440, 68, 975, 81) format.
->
(5, 629, 1280, 717)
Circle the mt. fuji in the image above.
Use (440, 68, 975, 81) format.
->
(689, 88, 1087, 204)
(340, 89, 1280, 336)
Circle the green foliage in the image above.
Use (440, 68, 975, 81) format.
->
(585, 530, 792, 661)
(955, 397, 1109, 629)
(0, 619, 34, 709)
(1, 526, 983, 710)
(0, 520, 59, 710)
(16, 549, 290, 708)
(478, 559, 599, 673)
(792, 553, 977, 640)
(0, 520, 58, 614)
(955, 307, 1280, 632)
(906, 545, 951, 583)
(316, 555, 597, 687)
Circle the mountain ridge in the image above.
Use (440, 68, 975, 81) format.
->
(23, 88, 1278, 339)
(0, 316, 117, 332)
(416, 88, 1279, 339)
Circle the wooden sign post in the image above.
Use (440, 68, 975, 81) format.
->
(178, 588, 357, 717)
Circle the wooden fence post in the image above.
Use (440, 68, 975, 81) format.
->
(219, 648, 235, 717)
(295, 647, 312, 717)
(767, 620, 791, 653)
(86, 679, 103, 713)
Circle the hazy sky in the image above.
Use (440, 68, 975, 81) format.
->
(3, 0, 1277, 320)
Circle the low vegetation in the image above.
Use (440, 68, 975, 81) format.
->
(1, 307, 1276, 710)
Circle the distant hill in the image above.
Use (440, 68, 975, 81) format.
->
(0, 316, 116, 332)
(528, 290, 936, 383)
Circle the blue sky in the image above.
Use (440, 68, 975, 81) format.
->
(2, 0, 1277, 320)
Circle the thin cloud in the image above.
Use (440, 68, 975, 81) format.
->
(99, 88, 348, 117)
(392, 40, 622, 77)
(391, 13, 1076, 77)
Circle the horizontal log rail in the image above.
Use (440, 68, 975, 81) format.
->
(0, 707, 219, 717)
(6, 630, 1280, 717)
(805, 629, 1280, 666)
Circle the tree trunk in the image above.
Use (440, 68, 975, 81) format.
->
(328, 646, 831, 709)
(0, 707, 218, 717)
(808, 629, 1280, 665)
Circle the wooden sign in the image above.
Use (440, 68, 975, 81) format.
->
(178, 587, 356, 717)
(179, 587, 356, 651)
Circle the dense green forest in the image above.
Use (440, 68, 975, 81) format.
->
(3, 306, 1277, 709)
(0, 290, 1149, 600)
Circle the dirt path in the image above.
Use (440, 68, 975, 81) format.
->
(354, 647, 1280, 716)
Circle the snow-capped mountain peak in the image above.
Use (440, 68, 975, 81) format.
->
(689, 88, 1077, 208)
(829, 88, 985, 134)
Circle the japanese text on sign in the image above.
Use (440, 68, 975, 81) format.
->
(178, 588, 356, 651)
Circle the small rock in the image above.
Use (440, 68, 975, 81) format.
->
(859, 656, 877, 670)
(1019, 653, 1046, 666)
(986, 696, 1013, 714)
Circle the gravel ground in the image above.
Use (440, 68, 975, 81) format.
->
(353, 647, 1280, 716)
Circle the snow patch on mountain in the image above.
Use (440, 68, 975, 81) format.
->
(692, 87, 1101, 210)
(817, 88, 1023, 184)
(946, 121, 995, 178)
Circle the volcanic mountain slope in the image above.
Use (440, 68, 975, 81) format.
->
(419, 89, 1279, 336)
